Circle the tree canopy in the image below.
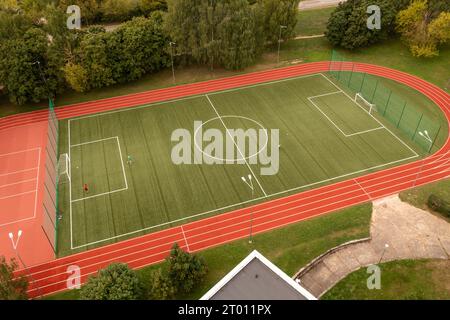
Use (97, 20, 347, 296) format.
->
(396, 0, 450, 57)
(0, 256, 28, 300)
(80, 263, 142, 300)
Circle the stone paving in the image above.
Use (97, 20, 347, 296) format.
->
(295, 194, 450, 298)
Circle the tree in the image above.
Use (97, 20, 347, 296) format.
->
(215, 0, 262, 69)
(62, 62, 89, 92)
(166, 243, 207, 294)
(138, 0, 168, 15)
(164, 0, 264, 70)
(325, 0, 406, 50)
(260, 0, 299, 45)
(396, 0, 450, 57)
(148, 268, 177, 300)
(99, 0, 138, 22)
(0, 256, 28, 300)
(80, 263, 142, 300)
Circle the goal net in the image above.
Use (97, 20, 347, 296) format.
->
(355, 92, 377, 114)
(58, 153, 71, 184)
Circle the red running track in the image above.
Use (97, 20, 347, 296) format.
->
(5, 62, 448, 298)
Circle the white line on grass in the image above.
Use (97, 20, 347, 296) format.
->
(205, 94, 268, 197)
(319, 73, 419, 157)
(69, 137, 128, 203)
(308, 91, 384, 137)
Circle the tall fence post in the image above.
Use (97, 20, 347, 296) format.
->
(347, 63, 355, 87)
(397, 101, 407, 128)
(412, 114, 424, 140)
(359, 73, 367, 93)
(370, 79, 379, 103)
(428, 124, 442, 153)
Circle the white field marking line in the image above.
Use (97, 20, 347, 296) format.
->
(308, 92, 384, 137)
(23, 228, 186, 277)
(0, 189, 36, 201)
(205, 94, 268, 197)
(70, 136, 118, 147)
(307, 90, 344, 99)
(0, 167, 38, 178)
(0, 147, 40, 157)
(345, 127, 384, 137)
(0, 147, 39, 228)
(27, 240, 186, 292)
(353, 178, 372, 200)
(67, 73, 419, 249)
(30, 163, 450, 292)
(31, 161, 450, 291)
(181, 225, 190, 252)
(69, 137, 128, 203)
(66, 73, 324, 122)
(71, 187, 128, 203)
(319, 73, 419, 157)
(32, 147, 41, 221)
(0, 178, 37, 189)
(68, 119, 73, 249)
(71, 152, 418, 249)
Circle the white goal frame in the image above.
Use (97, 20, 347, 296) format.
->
(58, 153, 71, 183)
(355, 92, 377, 114)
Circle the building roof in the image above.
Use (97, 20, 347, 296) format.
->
(200, 250, 316, 300)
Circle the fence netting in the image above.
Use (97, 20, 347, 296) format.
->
(329, 50, 442, 153)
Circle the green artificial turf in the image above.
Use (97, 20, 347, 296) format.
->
(55, 72, 429, 256)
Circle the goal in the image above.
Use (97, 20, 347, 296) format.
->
(58, 153, 71, 184)
(355, 92, 377, 114)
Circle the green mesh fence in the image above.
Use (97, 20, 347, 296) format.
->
(329, 50, 441, 153)
(42, 98, 59, 254)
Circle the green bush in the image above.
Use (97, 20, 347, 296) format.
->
(80, 263, 142, 300)
(427, 194, 450, 217)
(166, 243, 208, 294)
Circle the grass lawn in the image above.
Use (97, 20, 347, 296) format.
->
(56, 72, 422, 255)
(295, 7, 336, 36)
(399, 178, 450, 222)
(45, 202, 372, 300)
(322, 259, 450, 300)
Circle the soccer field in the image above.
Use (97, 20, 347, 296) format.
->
(56, 72, 424, 255)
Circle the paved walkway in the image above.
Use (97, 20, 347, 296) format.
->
(295, 195, 450, 298)
(299, 0, 344, 10)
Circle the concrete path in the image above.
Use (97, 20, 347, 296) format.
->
(299, 0, 344, 10)
(295, 194, 450, 298)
